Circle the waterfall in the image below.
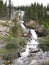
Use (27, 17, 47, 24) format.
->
(13, 12, 49, 65)
(30, 29, 37, 40)
(20, 20, 27, 32)
(20, 20, 39, 57)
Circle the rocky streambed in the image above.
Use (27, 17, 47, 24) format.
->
(13, 51, 49, 65)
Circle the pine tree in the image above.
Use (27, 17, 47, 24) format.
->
(9, 0, 11, 20)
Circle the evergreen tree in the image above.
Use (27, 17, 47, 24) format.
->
(8, 0, 11, 19)
(0, 0, 3, 18)
(47, 4, 49, 11)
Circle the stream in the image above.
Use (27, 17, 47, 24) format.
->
(12, 20, 49, 65)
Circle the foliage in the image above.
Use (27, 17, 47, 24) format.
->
(5, 42, 17, 50)
(42, 62, 49, 65)
(2, 37, 27, 61)
(47, 4, 49, 10)
(0, 22, 8, 27)
(8, 0, 12, 19)
(16, 3, 47, 23)
(3, 49, 16, 61)
(16, 3, 49, 33)
(0, 0, 7, 18)
(0, 49, 6, 54)
(8, 13, 23, 37)
(9, 24, 21, 37)
(5, 37, 27, 50)
(38, 36, 49, 51)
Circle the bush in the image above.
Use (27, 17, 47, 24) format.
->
(1, 22, 8, 27)
(5, 43, 17, 50)
(8, 18, 23, 37)
(3, 37, 27, 61)
(5, 37, 27, 50)
(3, 50, 16, 61)
(38, 36, 49, 51)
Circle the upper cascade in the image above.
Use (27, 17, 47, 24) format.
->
(30, 29, 37, 40)
(20, 20, 27, 32)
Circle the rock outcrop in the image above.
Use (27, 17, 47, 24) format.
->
(25, 20, 46, 37)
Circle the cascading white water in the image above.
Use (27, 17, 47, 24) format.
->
(20, 48, 30, 57)
(20, 20, 39, 57)
(20, 20, 27, 32)
(30, 29, 37, 40)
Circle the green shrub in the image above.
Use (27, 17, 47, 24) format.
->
(1, 22, 8, 27)
(5, 38, 21, 50)
(3, 37, 27, 61)
(8, 17, 23, 37)
(5, 37, 27, 50)
(38, 36, 49, 51)
(3, 50, 16, 61)
(5, 43, 17, 50)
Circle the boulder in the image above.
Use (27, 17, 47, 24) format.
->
(25, 20, 37, 28)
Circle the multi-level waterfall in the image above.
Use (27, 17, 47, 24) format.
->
(13, 12, 49, 65)
(20, 20, 39, 57)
